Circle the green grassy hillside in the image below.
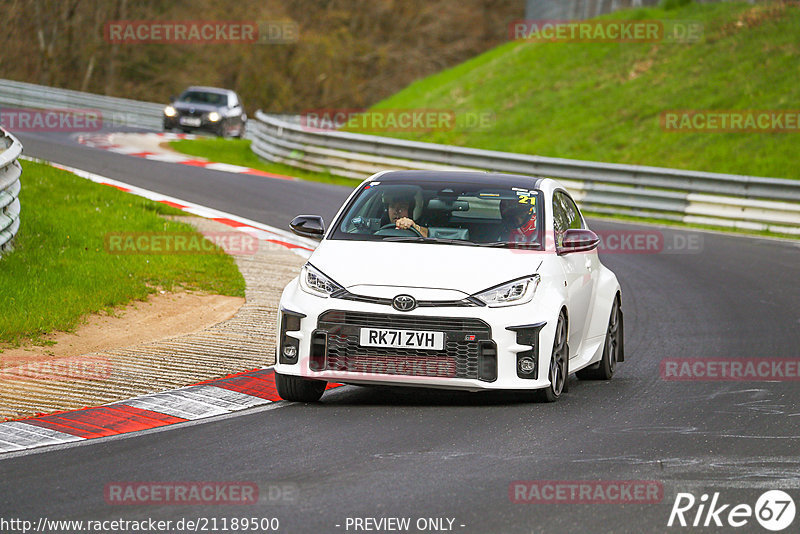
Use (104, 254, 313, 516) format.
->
(359, 1, 800, 179)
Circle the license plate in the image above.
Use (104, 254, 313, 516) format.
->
(359, 328, 444, 350)
(179, 117, 201, 127)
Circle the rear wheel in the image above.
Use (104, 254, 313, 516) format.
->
(275, 372, 326, 402)
(535, 312, 568, 403)
(577, 297, 621, 380)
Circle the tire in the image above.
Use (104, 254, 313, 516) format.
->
(275, 371, 326, 402)
(577, 296, 622, 380)
(535, 312, 569, 403)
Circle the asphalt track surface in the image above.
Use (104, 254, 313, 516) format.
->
(2, 129, 800, 533)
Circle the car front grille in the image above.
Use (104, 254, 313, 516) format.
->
(315, 310, 493, 380)
(178, 110, 204, 118)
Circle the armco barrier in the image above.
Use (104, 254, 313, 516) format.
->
(0, 78, 302, 135)
(0, 127, 22, 253)
(0, 79, 797, 235)
(249, 111, 800, 235)
(0, 79, 164, 130)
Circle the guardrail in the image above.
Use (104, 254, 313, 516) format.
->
(0, 79, 164, 130)
(249, 111, 800, 235)
(0, 79, 797, 235)
(0, 79, 302, 135)
(0, 127, 22, 254)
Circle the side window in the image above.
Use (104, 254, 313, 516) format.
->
(552, 194, 568, 247)
(559, 193, 584, 231)
(553, 191, 583, 247)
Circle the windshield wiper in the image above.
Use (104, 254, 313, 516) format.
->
(381, 236, 479, 246)
(470, 241, 510, 247)
(472, 241, 543, 248)
(381, 236, 426, 242)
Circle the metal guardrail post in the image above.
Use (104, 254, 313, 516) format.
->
(0, 128, 23, 254)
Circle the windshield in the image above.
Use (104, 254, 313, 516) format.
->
(330, 180, 543, 249)
(177, 90, 226, 106)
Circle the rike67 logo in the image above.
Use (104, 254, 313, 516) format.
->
(668, 490, 796, 531)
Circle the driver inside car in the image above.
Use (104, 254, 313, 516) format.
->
(499, 198, 537, 244)
(383, 194, 428, 237)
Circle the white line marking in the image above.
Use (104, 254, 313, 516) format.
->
(144, 153, 194, 163)
(203, 162, 252, 173)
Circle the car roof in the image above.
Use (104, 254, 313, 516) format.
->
(183, 86, 234, 95)
(369, 170, 546, 190)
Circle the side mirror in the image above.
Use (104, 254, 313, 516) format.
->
(558, 228, 600, 255)
(290, 215, 325, 240)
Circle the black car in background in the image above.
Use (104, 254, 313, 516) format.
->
(163, 86, 246, 137)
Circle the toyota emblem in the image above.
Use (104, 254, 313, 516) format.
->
(392, 294, 417, 312)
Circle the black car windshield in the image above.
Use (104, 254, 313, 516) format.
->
(177, 90, 226, 106)
(330, 180, 544, 249)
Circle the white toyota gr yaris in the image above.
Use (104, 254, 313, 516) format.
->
(275, 170, 623, 402)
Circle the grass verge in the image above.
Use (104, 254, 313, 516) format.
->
(354, 1, 800, 180)
(0, 160, 246, 346)
(168, 137, 361, 188)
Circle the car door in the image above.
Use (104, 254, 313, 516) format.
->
(553, 191, 596, 357)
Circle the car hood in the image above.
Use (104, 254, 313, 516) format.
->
(172, 101, 223, 113)
(309, 240, 545, 295)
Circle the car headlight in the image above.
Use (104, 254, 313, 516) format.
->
(473, 275, 540, 307)
(164, 105, 177, 117)
(299, 263, 343, 297)
(207, 111, 221, 122)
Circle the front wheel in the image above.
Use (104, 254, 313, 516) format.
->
(275, 371, 326, 402)
(535, 312, 568, 403)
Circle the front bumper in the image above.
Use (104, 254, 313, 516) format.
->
(275, 279, 560, 392)
(163, 114, 223, 134)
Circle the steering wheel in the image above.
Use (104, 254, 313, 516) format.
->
(375, 222, 423, 237)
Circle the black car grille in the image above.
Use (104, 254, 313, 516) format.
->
(315, 310, 493, 380)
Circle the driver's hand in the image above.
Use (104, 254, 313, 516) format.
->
(395, 217, 415, 230)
